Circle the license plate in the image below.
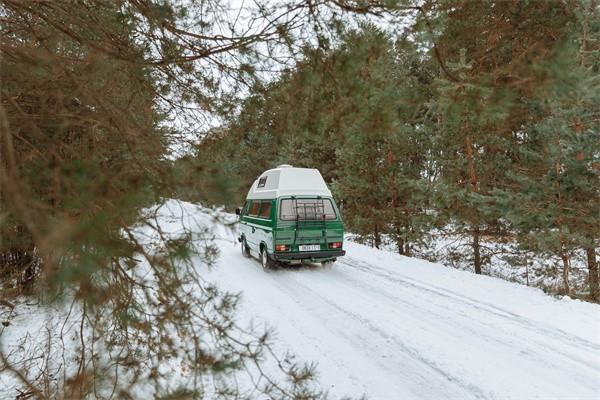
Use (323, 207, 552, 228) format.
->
(299, 244, 320, 252)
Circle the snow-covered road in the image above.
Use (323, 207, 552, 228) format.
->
(204, 234, 600, 400)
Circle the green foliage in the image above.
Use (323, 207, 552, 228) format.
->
(185, 1, 598, 288)
(185, 24, 437, 252)
(1, 0, 368, 397)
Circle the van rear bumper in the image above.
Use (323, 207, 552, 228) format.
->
(272, 249, 345, 260)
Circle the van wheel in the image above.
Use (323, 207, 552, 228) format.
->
(322, 260, 335, 268)
(241, 238, 251, 258)
(260, 247, 275, 271)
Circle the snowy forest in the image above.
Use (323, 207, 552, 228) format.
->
(177, 4, 599, 297)
(1, 0, 599, 399)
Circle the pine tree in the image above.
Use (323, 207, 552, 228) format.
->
(424, 0, 578, 275)
(493, 7, 600, 296)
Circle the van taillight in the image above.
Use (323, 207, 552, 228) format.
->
(329, 242, 342, 249)
(275, 244, 289, 252)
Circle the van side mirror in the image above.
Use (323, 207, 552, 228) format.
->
(235, 207, 241, 215)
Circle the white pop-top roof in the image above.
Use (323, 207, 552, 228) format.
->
(246, 165, 332, 200)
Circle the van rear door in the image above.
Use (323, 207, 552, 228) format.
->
(276, 198, 343, 252)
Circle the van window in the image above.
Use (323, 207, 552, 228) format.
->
(241, 201, 250, 215)
(279, 198, 336, 221)
(259, 201, 271, 219)
(258, 176, 267, 188)
(248, 201, 260, 216)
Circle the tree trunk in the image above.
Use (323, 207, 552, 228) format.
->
(388, 145, 403, 254)
(397, 237, 405, 255)
(464, 132, 481, 275)
(374, 224, 381, 249)
(388, 147, 398, 209)
(473, 224, 482, 275)
(586, 246, 599, 301)
(525, 255, 530, 286)
(560, 250, 571, 296)
(464, 134, 477, 193)
(554, 129, 569, 295)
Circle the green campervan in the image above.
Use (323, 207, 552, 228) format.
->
(236, 165, 345, 270)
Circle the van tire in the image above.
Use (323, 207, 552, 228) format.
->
(241, 237, 251, 258)
(322, 260, 335, 268)
(260, 246, 275, 271)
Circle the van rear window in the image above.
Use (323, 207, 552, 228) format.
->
(279, 199, 336, 221)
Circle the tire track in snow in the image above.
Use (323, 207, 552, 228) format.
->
(209, 240, 600, 400)
(339, 257, 600, 357)
(211, 252, 400, 398)
(268, 268, 492, 400)
(331, 258, 600, 383)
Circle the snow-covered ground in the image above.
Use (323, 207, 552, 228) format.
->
(199, 207, 600, 400)
(2, 200, 599, 399)
(347, 231, 592, 296)
(205, 239, 600, 399)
